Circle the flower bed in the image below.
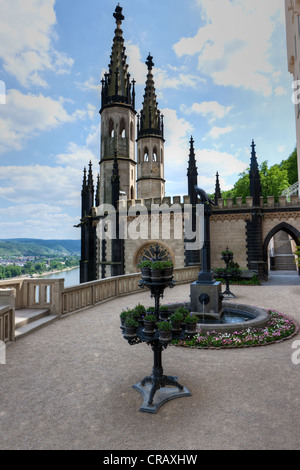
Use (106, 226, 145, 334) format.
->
(172, 310, 299, 349)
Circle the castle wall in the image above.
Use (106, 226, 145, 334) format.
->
(93, 194, 300, 279)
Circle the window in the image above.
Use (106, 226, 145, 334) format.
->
(130, 122, 134, 142)
(153, 147, 157, 162)
(120, 119, 126, 138)
(144, 147, 149, 161)
(109, 119, 114, 138)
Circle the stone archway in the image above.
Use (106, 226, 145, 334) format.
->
(263, 222, 300, 276)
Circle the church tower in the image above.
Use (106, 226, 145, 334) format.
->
(99, 5, 136, 204)
(136, 54, 165, 200)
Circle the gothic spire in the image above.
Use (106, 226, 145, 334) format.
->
(187, 136, 198, 206)
(249, 139, 262, 206)
(137, 53, 164, 140)
(100, 5, 135, 112)
(214, 172, 222, 205)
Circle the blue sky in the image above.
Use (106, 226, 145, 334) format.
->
(0, 0, 297, 239)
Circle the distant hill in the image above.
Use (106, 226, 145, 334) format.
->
(0, 239, 81, 257)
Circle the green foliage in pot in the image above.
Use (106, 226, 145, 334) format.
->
(170, 310, 185, 323)
(157, 320, 172, 331)
(162, 260, 173, 268)
(124, 316, 139, 328)
(144, 314, 156, 322)
(184, 313, 199, 324)
(174, 307, 189, 317)
(137, 260, 151, 268)
(159, 305, 169, 312)
(120, 309, 132, 320)
(133, 303, 146, 317)
(150, 260, 165, 270)
(146, 306, 155, 313)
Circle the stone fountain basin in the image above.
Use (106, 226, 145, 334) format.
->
(166, 302, 270, 334)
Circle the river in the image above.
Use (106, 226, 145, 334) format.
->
(38, 267, 80, 287)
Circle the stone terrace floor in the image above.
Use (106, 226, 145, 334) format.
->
(1, 279, 300, 450)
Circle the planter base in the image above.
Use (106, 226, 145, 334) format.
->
(133, 378, 191, 414)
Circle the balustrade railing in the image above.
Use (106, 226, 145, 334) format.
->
(0, 289, 15, 343)
(0, 266, 200, 337)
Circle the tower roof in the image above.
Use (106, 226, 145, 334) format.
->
(137, 53, 164, 140)
(100, 5, 135, 112)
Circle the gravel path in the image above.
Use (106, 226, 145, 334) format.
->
(1, 283, 300, 450)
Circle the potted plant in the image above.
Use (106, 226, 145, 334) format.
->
(124, 316, 139, 337)
(133, 303, 146, 322)
(162, 260, 173, 281)
(184, 313, 198, 335)
(137, 259, 151, 280)
(120, 308, 133, 328)
(169, 309, 185, 332)
(143, 314, 157, 334)
(159, 305, 169, 320)
(157, 320, 172, 341)
(146, 306, 155, 315)
(221, 248, 233, 264)
(149, 260, 164, 282)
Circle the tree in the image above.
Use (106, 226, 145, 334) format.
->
(221, 161, 290, 203)
(279, 148, 298, 185)
(259, 161, 289, 202)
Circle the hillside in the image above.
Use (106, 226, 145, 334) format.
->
(0, 239, 81, 257)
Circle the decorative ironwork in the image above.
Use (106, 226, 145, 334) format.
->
(121, 245, 192, 413)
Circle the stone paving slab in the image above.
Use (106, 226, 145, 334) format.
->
(0, 283, 300, 450)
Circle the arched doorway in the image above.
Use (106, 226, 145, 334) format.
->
(263, 222, 300, 276)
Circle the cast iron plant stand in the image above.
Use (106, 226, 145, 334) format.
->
(122, 248, 192, 414)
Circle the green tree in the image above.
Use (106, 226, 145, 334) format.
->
(279, 148, 298, 185)
(259, 161, 289, 202)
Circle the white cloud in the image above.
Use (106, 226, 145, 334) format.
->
(0, 89, 95, 153)
(0, 0, 73, 87)
(173, 0, 283, 96)
(180, 101, 233, 122)
(275, 86, 287, 96)
(0, 203, 78, 238)
(208, 126, 234, 139)
(126, 43, 205, 90)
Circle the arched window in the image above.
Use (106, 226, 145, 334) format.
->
(109, 119, 114, 138)
(130, 186, 135, 200)
(153, 147, 158, 162)
(120, 119, 126, 138)
(144, 147, 149, 162)
(130, 122, 134, 142)
(161, 149, 164, 164)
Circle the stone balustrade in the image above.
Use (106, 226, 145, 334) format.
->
(0, 289, 15, 343)
(61, 266, 199, 316)
(0, 266, 200, 336)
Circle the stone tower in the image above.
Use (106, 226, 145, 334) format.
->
(99, 5, 136, 204)
(136, 53, 165, 200)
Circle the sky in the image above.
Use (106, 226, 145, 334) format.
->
(0, 0, 297, 239)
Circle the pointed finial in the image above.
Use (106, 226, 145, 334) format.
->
(113, 4, 124, 24)
(146, 53, 154, 70)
